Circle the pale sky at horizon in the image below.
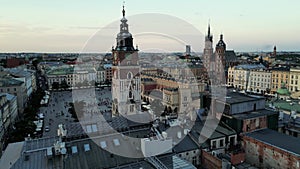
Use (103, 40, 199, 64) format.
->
(0, 0, 300, 53)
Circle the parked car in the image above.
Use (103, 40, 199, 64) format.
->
(45, 126, 50, 132)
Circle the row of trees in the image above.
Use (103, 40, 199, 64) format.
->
(8, 89, 45, 143)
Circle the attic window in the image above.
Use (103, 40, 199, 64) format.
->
(84, 144, 90, 152)
(71, 146, 78, 154)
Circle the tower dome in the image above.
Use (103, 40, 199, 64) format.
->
(216, 34, 226, 49)
(114, 4, 135, 51)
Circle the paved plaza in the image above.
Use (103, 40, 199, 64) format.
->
(40, 87, 112, 138)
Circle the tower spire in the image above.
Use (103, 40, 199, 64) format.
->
(208, 19, 211, 36)
(122, 1, 125, 17)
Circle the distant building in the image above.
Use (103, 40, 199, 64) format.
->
(103, 64, 112, 82)
(273, 45, 277, 57)
(185, 45, 191, 56)
(248, 68, 272, 94)
(4, 67, 37, 97)
(0, 77, 27, 114)
(96, 66, 106, 83)
(202, 24, 237, 84)
(46, 65, 96, 89)
(6, 58, 29, 68)
(228, 64, 266, 90)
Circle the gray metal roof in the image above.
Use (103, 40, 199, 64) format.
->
(158, 154, 197, 169)
(220, 92, 265, 105)
(0, 77, 24, 87)
(173, 134, 199, 153)
(235, 64, 266, 70)
(232, 109, 278, 120)
(225, 50, 237, 62)
(245, 129, 300, 156)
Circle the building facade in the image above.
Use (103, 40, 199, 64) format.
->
(229, 64, 266, 90)
(243, 129, 300, 169)
(0, 93, 18, 153)
(248, 68, 272, 94)
(271, 67, 290, 94)
(0, 77, 26, 114)
(289, 68, 300, 93)
(46, 65, 97, 89)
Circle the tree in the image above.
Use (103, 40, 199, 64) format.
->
(151, 99, 164, 116)
(52, 82, 59, 89)
(60, 80, 69, 89)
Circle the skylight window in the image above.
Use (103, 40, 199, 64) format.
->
(84, 144, 90, 152)
(100, 141, 107, 148)
(71, 146, 78, 154)
(113, 139, 120, 146)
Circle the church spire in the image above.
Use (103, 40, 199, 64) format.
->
(205, 21, 213, 42)
(208, 20, 211, 37)
(122, 1, 125, 17)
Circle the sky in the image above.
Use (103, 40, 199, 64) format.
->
(0, 0, 300, 53)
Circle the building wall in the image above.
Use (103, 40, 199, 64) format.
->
(248, 69, 272, 93)
(229, 99, 265, 114)
(163, 89, 179, 109)
(227, 66, 235, 86)
(242, 116, 267, 132)
(210, 137, 226, 149)
(178, 149, 201, 166)
(233, 68, 248, 90)
(0, 84, 26, 114)
(271, 70, 290, 94)
(96, 70, 105, 83)
(0, 94, 18, 154)
(201, 150, 222, 169)
(289, 68, 300, 92)
(243, 135, 300, 169)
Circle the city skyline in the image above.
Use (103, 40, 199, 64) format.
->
(1, 0, 300, 52)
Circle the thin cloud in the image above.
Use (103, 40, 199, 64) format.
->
(69, 26, 117, 30)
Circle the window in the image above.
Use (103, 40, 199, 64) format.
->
(212, 140, 216, 149)
(130, 105, 134, 112)
(100, 141, 107, 149)
(71, 146, 78, 154)
(84, 144, 90, 152)
(184, 96, 187, 101)
(192, 156, 197, 165)
(86, 125, 92, 133)
(219, 139, 224, 147)
(127, 72, 132, 79)
(113, 139, 120, 146)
